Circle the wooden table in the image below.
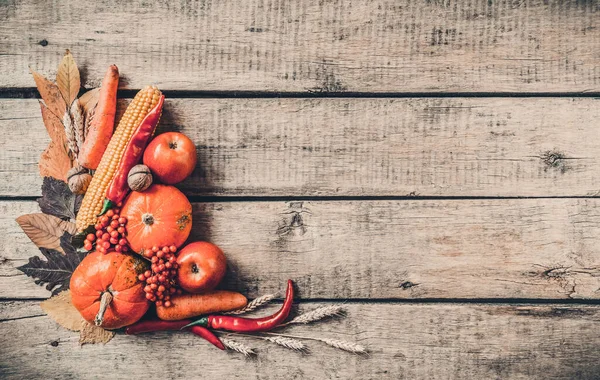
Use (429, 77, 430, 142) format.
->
(1, 1, 600, 378)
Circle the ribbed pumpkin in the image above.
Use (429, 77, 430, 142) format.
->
(120, 184, 192, 255)
(70, 250, 150, 329)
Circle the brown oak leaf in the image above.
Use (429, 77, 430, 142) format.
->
(56, 49, 80, 107)
(16, 213, 77, 253)
(40, 290, 84, 331)
(30, 69, 67, 120)
(79, 321, 115, 345)
(39, 102, 73, 181)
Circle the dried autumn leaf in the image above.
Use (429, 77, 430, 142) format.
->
(39, 102, 73, 181)
(30, 68, 67, 120)
(78, 88, 100, 137)
(16, 213, 77, 253)
(56, 49, 80, 107)
(37, 177, 82, 221)
(16, 233, 87, 296)
(40, 290, 84, 331)
(78, 88, 100, 114)
(79, 320, 115, 345)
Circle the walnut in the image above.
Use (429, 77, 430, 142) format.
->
(67, 165, 92, 195)
(128, 164, 153, 192)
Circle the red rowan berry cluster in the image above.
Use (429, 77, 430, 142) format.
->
(83, 207, 129, 254)
(139, 245, 182, 307)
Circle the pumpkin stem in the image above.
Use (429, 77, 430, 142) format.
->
(142, 213, 154, 226)
(95, 291, 113, 327)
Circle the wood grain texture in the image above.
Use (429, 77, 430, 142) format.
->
(1, 301, 599, 379)
(2, 97, 600, 197)
(3, 199, 600, 300)
(1, 0, 599, 92)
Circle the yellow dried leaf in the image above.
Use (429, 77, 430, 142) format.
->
(79, 321, 115, 345)
(56, 49, 80, 107)
(30, 69, 67, 120)
(16, 213, 77, 253)
(40, 290, 84, 331)
(39, 102, 73, 181)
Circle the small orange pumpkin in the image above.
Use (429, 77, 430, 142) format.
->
(120, 184, 192, 254)
(70, 250, 150, 329)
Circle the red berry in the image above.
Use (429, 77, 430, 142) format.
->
(84, 243, 93, 251)
(151, 256, 159, 263)
(118, 217, 127, 224)
(165, 262, 172, 269)
(101, 233, 110, 241)
(145, 293, 153, 300)
(115, 245, 123, 252)
(106, 226, 114, 233)
(109, 237, 118, 245)
(94, 224, 102, 231)
(164, 301, 172, 307)
(156, 301, 163, 307)
(110, 220, 119, 229)
(110, 230, 119, 238)
(150, 283, 158, 290)
(102, 241, 110, 249)
(106, 210, 115, 218)
(119, 238, 128, 246)
(138, 274, 145, 281)
(161, 246, 169, 253)
(158, 285, 165, 292)
(158, 264, 165, 272)
(117, 226, 126, 234)
(156, 251, 164, 259)
(152, 246, 159, 253)
(169, 245, 177, 253)
(158, 275, 166, 283)
(100, 216, 110, 225)
(86, 234, 96, 242)
(112, 214, 119, 220)
(96, 230, 103, 238)
(144, 270, 152, 278)
(122, 245, 129, 252)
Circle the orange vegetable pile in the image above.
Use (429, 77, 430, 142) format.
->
(63, 70, 246, 330)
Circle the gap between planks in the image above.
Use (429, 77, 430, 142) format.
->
(2, 88, 600, 99)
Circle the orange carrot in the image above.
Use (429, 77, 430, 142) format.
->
(156, 291, 248, 321)
(78, 65, 119, 169)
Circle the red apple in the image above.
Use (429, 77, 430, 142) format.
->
(176, 241, 227, 293)
(143, 132, 197, 185)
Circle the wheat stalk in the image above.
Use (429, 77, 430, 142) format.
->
(282, 305, 345, 326)
(318, 338, 368, 355)
(221, 338, 256, 357)
(70, 100, 85, 151)
(224, 294, 276, 315)
(263, 336, 308, 353)
(262, 332, 368, 355)
(62, 111, 78, 157)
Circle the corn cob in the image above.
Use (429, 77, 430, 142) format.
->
(76, 86, 162, 231)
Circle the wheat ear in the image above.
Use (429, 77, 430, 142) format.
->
(221, 338, 256, 357)
(224, 294, 276, 315)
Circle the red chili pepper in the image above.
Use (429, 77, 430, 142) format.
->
(184, 280, 294, 333)
(189, 326, 225, 350)
(99, 95, 165, 215)
(125, 319, 225, 350)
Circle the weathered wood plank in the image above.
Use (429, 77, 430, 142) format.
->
(3, 199, 600, 300)
(1, 301, 599, 379)
(2, 97, 599, 197)
(1, 0, 598, 92)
